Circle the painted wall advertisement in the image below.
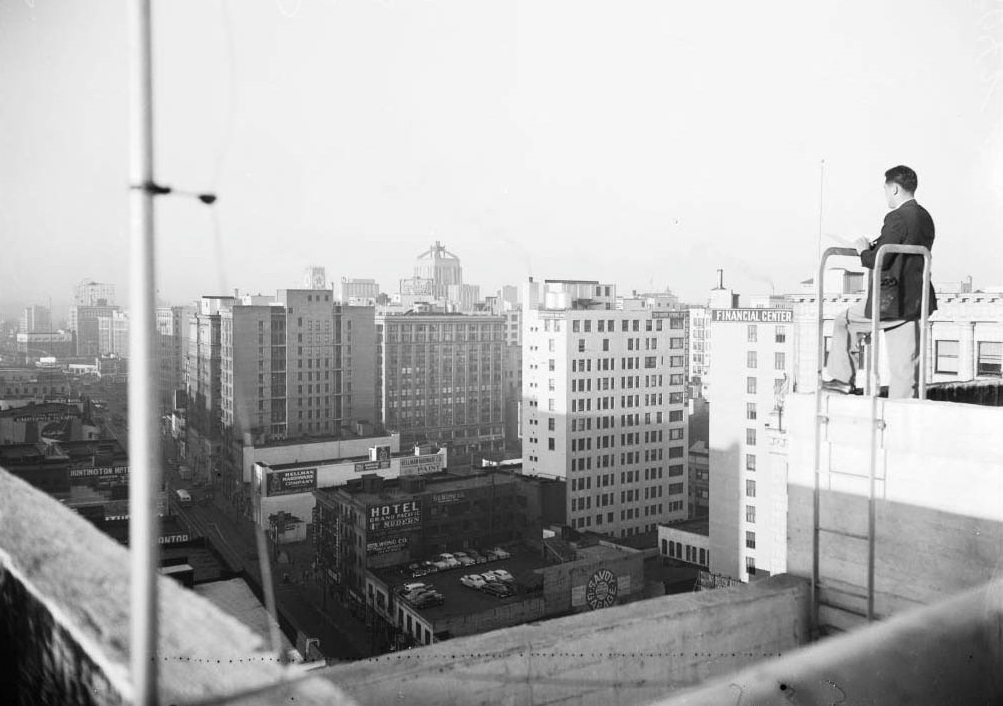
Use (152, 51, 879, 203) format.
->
(354, 459, 391, 473)
(266, 468, 317, 496)
(367, 500, 421, 536)
(399, 453, 442, 477)
(68, 465, 129, 488)
(366, 536, 409, 556)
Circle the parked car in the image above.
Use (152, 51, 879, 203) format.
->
(430, 553, 459, 570)
(490, 547, 512, 560)
(460, 574, 487, 589)
(467, 550, 488, 564)
(483, 569, 514, 583)
(402, 582, 430, 593)
(408, 561, 436, 577)
(482, 581, 514, 598)
(453, 551, 476, 566)
(412, 590, 444, 608)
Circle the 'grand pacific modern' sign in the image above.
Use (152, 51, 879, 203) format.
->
(367, 500, 421, 536)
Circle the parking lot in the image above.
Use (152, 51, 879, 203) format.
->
(379, 547, 546, 621)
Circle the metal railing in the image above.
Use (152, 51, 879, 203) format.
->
(863, 244, 932, 622)
(812, 244, 933, 634)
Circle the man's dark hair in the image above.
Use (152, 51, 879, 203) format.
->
(885, 165, 918, 193)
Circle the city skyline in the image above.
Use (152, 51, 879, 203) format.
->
(3, 0, 1001, 318)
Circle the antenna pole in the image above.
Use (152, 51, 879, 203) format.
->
(128, 0, 161, 702)
(817, 159, 825, 277)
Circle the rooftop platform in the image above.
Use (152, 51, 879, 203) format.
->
(1, 458, 1001, 704)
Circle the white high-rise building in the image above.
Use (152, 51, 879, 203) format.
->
(708, 297, 794, 583)
(522, 278, 690, 538)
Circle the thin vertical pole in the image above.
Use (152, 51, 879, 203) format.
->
(816, 159, 825, 271)
(128, 0, 160, 703)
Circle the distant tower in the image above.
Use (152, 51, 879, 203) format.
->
(304, 266, 327, 290)
(414, 241, 463, 299)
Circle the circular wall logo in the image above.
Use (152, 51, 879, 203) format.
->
(585, 568, 618, 610)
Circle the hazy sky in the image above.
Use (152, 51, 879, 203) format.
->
(2, 0, 1001, 319)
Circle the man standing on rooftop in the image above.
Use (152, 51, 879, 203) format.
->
(823, 165, 937, 398)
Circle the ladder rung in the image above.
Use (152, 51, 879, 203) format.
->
(817, 527, 870, 541)
(823, 469, 875, 480)
(817, 602, 868, 619)
(816, 582, 870, 601)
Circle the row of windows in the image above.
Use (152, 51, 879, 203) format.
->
(571, 317, 684, 333)
(569, 503, 682, 530)
(747, 324, 788, 343)
(746, 377, 787, 394)
(663, 540, 709, 566)
(934, 340, 1002, 376)
(746, 351, 786, 370)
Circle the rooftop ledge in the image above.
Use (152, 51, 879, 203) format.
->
(3, 449, 1002, 705)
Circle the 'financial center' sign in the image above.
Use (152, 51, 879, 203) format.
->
(711, 308, 792, 323)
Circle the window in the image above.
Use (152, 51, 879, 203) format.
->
(746, 505, 756, 523)
(978, 342, 1002, 376)
(747, 324, 758, 343)
(746, 556, 757, 575)
(746, 479, 757, 497)
(579, 339, 586, 352)
(746, 531, 756, 549)
(668, 464, 684, 476)
(775, 352, 786, 370)
(548, 438, 555, 450)
(548, 418, 555, 431)
(775, 325, 787, 343)
(746, 377, 757, 394)
(548, 359, 556, 371)
(747, 351, 757, 368)
(746, 454, 756, 471)
(573, 320, 581, 333)
(935, 340, 959, 374)
(746, 429, 757, 446)
(746, 402, 757, 420)
(669, 482, 684, 495)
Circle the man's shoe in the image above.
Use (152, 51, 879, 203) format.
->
(821, 379, 854, 395)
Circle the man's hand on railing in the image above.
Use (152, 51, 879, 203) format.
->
(853, 236, 872, 254)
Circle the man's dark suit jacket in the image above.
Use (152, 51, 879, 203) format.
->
(861, 199, 938, 321)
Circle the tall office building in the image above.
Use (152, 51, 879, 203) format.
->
(185, 291, 377, 512)
(376, 312, 506, 459)
(707, 296, 794, 583)
(74, 280, 116, 307)
(687, 306, 711, 397)
(70, 281, 117, 348)
(339, 278, 381, 306)
(156, 306, 191, 412)
(20, 306, 51, 334)
(97, 311, 130, 357)
(522, 279, 690, 538)
(73, 305, 120, 357)
(412, 241, 462, 299)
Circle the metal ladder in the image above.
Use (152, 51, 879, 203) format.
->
(811, 244, 932, 634)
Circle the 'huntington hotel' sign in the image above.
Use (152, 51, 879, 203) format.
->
(711, 308, 793, 323)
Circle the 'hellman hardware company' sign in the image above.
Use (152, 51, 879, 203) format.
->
(711, 308, 792, 323)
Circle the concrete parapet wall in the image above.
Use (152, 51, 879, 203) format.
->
(785, 393, 1003, 626)
(652, 577, 1003, 706)
(0, 468, 353, 706)
(324, 574, 810, 706)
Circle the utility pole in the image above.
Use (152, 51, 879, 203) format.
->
(128, 0, 161, 703)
